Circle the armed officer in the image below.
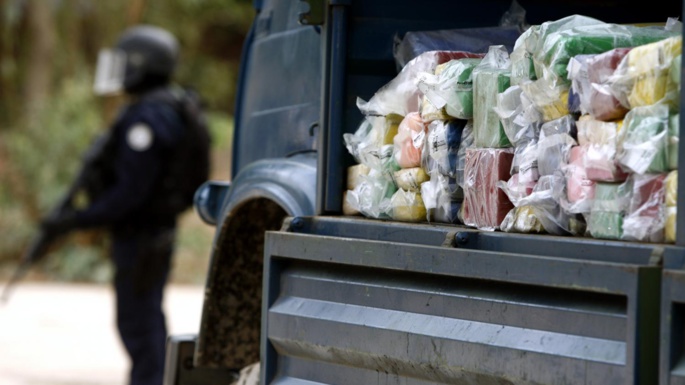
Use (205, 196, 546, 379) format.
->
(41, 25, 210, 385)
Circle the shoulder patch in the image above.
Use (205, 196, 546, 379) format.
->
(126, 123, 154, 151)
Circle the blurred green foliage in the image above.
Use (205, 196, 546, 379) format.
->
(0, 0, 251, 283)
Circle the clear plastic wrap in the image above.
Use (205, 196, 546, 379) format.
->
(493, 85, 526, 145)
(517, 173, 581, 235)
(388, 189, 427, 222)
(622, 173, 666, 242)
(463, 148, 514, 230)
(473, 45, 512, 148)
(420, 95, 450, 123)
(417, 58, 483, 119)
(455, 120, 475, 189)
(422, 119, 466, 178)
(498, 171, 537, 207)
(567, 49, 631, 121)
(393, 112, 426, 169)
(610, 36, 682, 109)
(345, 115, 403, 178)
(421, 171, 463, 224)
(588, 181, 631, 240)
(347, 164, 371, 190)
(666, 170, 678, 207)
(537, 116, 577, 176)
(576, 116, 628, 182)
(519, 79, 569, 122)
(510, 15, 605, 86)
(617, 104, 669, 175)
(500, 205, 545, 233)
(669, 113, 680, 170)
(357, 50, 484, 117)
(346, 169, 398, 219)
(562, 146, 596, 214)
(536, 22, 678, 87)
(393, 167, 429, 193)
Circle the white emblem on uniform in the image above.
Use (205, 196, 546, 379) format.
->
(126, 123, 154, 151)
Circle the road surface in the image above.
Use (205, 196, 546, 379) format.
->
(0, 281, 204, 385)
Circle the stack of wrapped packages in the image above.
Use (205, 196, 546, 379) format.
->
(344, 15, 682, 244)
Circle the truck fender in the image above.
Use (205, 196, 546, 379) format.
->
(194, 152, 316, 370)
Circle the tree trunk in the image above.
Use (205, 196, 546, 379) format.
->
(24, 0, 56, 122)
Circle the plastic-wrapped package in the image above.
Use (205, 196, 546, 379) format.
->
(347, 164, 371, 190)
(422, 119, 466, 178)
(519, 79, 569, 122)
(394, 167, 430, 193)
(493, 85, 529, 145)
(669, 114, 680, 170)
(463, 148, 514, 230)
(536, 23, 678, 87)
(357, 50, 484, 117)
(576, 116, 628, 182)
(393, 112, 426, 169)
(346, 169, 398, 219)
(343, 117, 375, 163)
(455, 120, 475, 189)
(342, 190, 361, 216)
(421, 171, 463, 224)
(500, 206, 545, 233)
(617, 104, 669, 175)
(567, 87, 582, 114)
(388, 189, 426, 222)
(512, 138, 540, 181)
(563, 146, 596, 214)
(666, 170, 678, 207)
(473, 46, 512, 148)
(417, 58, 483, 120)
(588, 181, 631, 240)
(346, 115, 403, 176)
(622, 173, 666, 242)
(393, 26, 521, 69)
(510, 15, 605, 86)
(498, 171, 537, 207)
(610, 36, 682, 109)
(420, 95, 450, 123)
(567, 49, 631, 121)
(666, 206, 677, 243)
(537, 116, 577, 176)
(517, 173, 580, 235)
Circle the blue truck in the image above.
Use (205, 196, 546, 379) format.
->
(163, 1, 685, 384)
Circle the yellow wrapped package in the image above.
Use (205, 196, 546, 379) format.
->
(347, 164, 370, 190)
(389, 189, 427, 222)
(666, 206, 677, 243)
(520, 79, 569, 122)
(611, 36, 682, 109)
(500, 206, 546, 234)
(666, 170, 678, 207)
(393, 167, 430, 192)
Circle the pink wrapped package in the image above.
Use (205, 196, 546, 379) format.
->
(463, 148, 514, 230)
(565, 146, 595, 213)
(622, 173, 667, 242)
(393, 112, 426, 168)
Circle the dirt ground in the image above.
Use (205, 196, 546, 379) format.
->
(0, 281, 204, 385)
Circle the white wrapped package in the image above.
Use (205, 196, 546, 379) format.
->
(421, 171, 463, 224)
(357, 50, 484, 117)
(537, 116, 577, 176)
(576, 115, 628, 182)
(456, 120, 475, 189)
(422, 119, 467, 178)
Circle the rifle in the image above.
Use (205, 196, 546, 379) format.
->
(1, 132, 113, 304)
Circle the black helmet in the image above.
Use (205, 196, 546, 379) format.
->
(94, 25, 179, 95)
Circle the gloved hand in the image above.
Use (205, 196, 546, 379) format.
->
(40, 210, 78, 236)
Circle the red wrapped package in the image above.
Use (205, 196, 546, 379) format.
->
(586, 48, 631, 121)
(463, 148, 514, 230)
(623, 173, 667, 242)
(394, 112, 426, 168)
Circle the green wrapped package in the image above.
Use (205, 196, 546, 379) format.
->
(588, 182, 630, 240)
(669, 114, 680, 170)
(618, 104, 669, 174)
(536, 23, 679, 87)
(473, 46, 512, 148)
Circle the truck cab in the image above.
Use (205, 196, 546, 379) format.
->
(165, 1, 685, 384)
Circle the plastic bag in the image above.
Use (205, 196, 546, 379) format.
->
(420, 95, 450, 123)
(393, 167, 429, 193)
(463, 148, 514, 230)
(493, 85, 527, 145)
(347, 164, 370, 190)
(567, 49, 631, 121)
(473, 45, 512, 148)
(346, 169, 398, 219)
(421, 171, 463, 224)
(417, 58, 483, 119)
(393, 112, 426, 169)
(622, 173, 666, 242)
(388, 189, 427, 222)
(500, 205, 545, 233)
(519, 78, 569, 122)
(346, 115, 403, 177)
(610, 35, 682, 109)
(669, 114, 680, 170)
(576, 115, 628, 182)
(588, 181, 631, 240)
(617, 104, 669, 175)
(455, 120, 475, 189)
(517, 173, 581, 235)
(357, 50, 484, 117)
(498, 171, 537, 207)
(562, 146, 596, 214)
(422, 119, 467, 178)
(537, 116, 577, 176)
(536, 22, 678, 87)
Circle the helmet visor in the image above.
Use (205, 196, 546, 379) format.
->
(93, 49, 126, 96)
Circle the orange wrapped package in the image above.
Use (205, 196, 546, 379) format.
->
(394, 112, 426, 169)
